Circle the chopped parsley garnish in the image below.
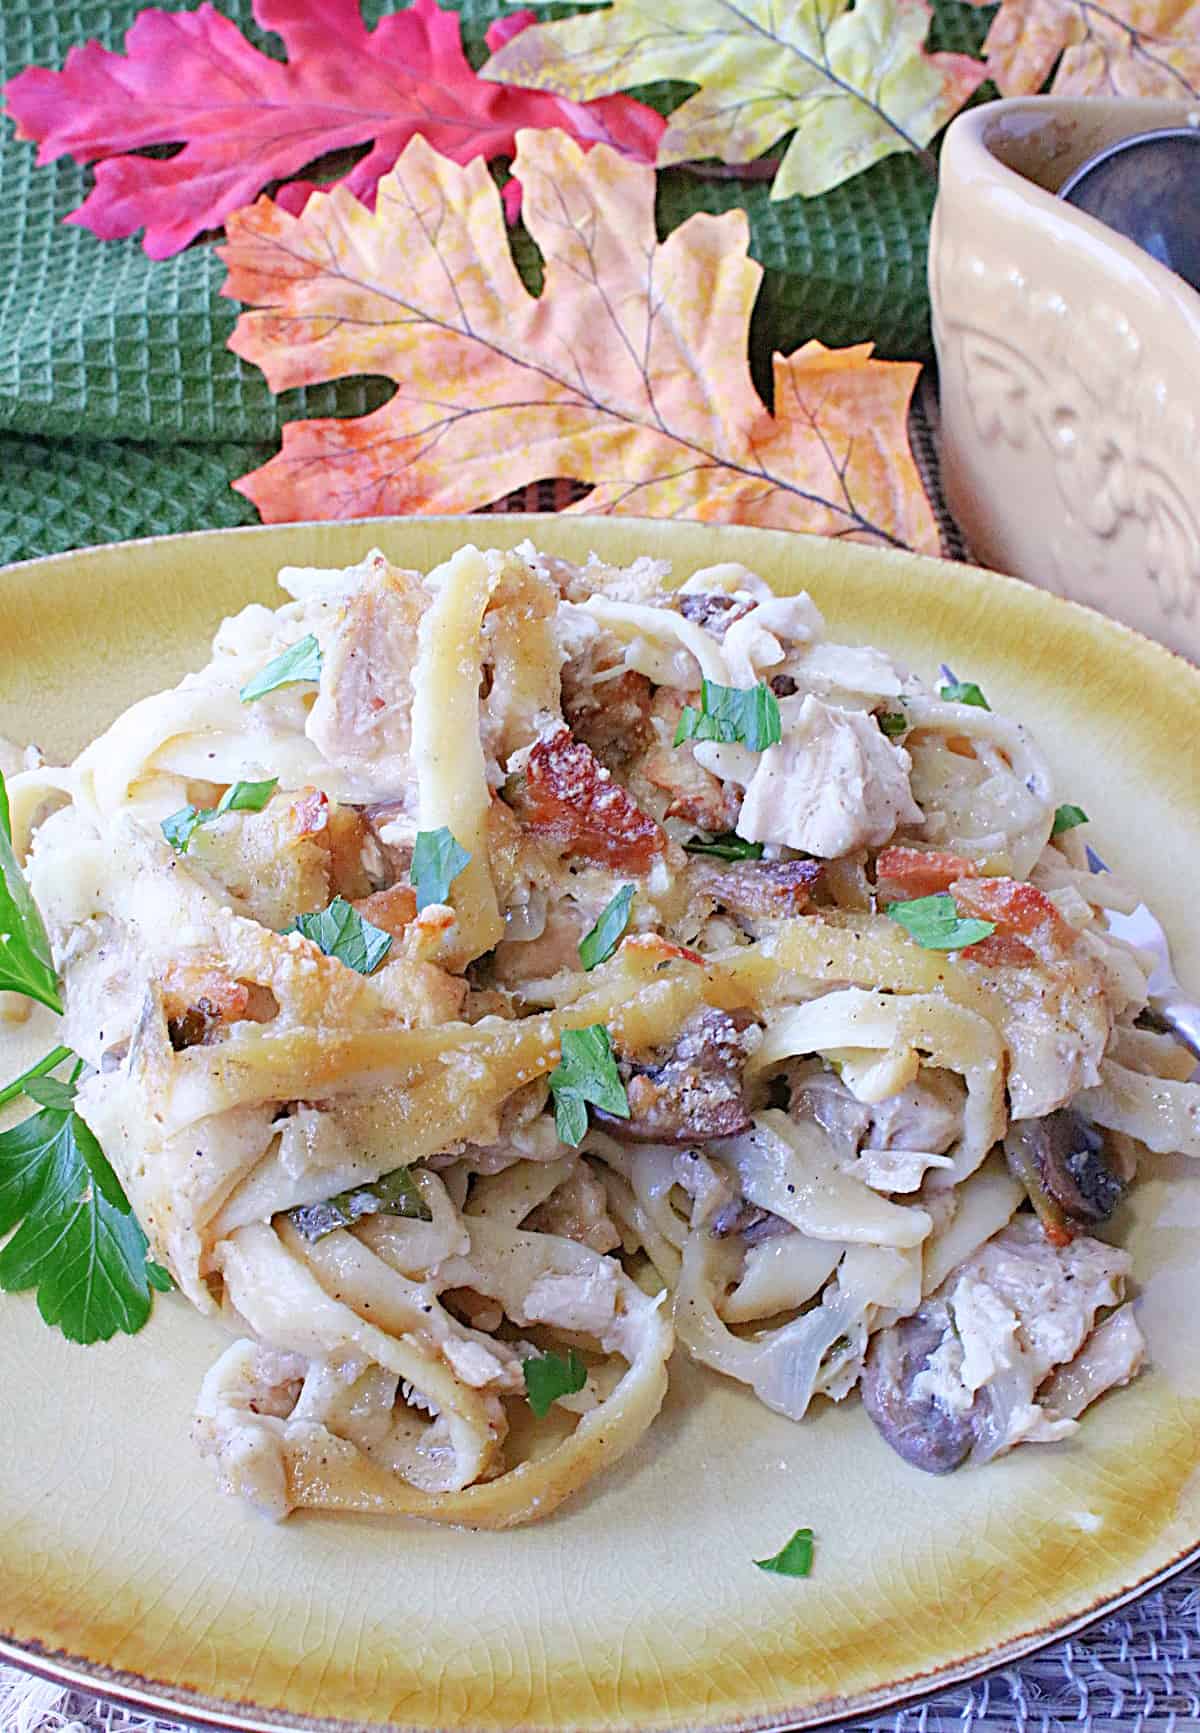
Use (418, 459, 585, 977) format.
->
(410, 826, 471, 912)
(1052, 803, 1089, 836)
(0, 768, 62, 1013)
(0, 1044, 74, 1112)
(877, 711, 908, 739)
(288, 1166, 432, 1242)
(674, 679, 782, 751)
(886, 892, 996, 951)
(683, 834, 765, 861)
(523, 1347, 587, 1418)
(548, 1025, 629, 1146)
(161, 776, 279, 855)
(239, 633, 323, 702)
(939, 679, 990, 710)
(754, 1527, 815, 1578)
(287, 895, 392, 975)
(579, 884, 634, 970)
(0, 1064, 170, 1342)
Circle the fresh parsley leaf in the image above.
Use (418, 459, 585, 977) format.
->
(161, 776, 279, 855)
(23, 1074, 78, 1112)
(523, 1347, 587, 1418)
(886, 893, 996, 951)
(0, 1084, 165, 1343)
(239, 634, 323, 702)
(683, 834, 765, 861)
(754, 1527, 814, 1578)
(674, 680, 782, 752)
(410, 826, 471, 912)
(548, 1025, 629, 1146)
(579, 884, 634, 970)
(160, 806, 206, 854)
(0, 1045, 74, 1112)
(877, 711, 908, 738)
(1052, 803, 1089, 836)
(288, 1166, 433, 1242)
(0, 768, 62, 1013)
(287, 895, 392, 974)
(939, 679, 990, 710)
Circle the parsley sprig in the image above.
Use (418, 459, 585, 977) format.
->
(288, 1166, 432, 1242)
(161, 776, 278, 855)
(886, 892, 995, 951)
(287, 896, 393, 975)
(683, 834, 764, 861)
(239, 634, 323, 702)
(0, 768, 61, 1012)
(410, 826, 471, 911)
(754, 1527, 815, 1578)
(674, 680, 782, 751)
(1052, 803, 1089, 836)
(0, 1065, 170, 1342)
(579, 885, 634, 970)
(938, 666, 990, 709)
(523, 1348, 587, 1417)
(0, 1044, 74, 1112)
(548, 1025, 629, 1145)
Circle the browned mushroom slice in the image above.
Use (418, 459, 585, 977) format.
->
(860, 1302, 978, 1475)
(597, 1008, 757, 1143)
(1004, 1108, 1126, 1245)
(674, 593, 755, 635)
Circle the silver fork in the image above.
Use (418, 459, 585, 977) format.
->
(1104, 902, 1200, 1061)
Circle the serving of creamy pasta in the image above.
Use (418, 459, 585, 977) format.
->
(5, 541, 1198, 1527)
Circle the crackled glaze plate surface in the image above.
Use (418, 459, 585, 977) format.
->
(2, 516, 1200, 1733)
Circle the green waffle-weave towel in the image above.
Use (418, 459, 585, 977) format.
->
(0, 0, 989, 564)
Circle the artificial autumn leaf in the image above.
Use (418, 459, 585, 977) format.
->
(2, 0, 664, 259)
(966, 0, 1200, 98)
(481, 0, 987, 200)
(221, 129, 937, 551)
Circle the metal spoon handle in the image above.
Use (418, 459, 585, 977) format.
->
(1156, 992, 1200, 1063)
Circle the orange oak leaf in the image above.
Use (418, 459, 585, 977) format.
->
(2, 0, 664, 258)
(967, 0, 1200, 97)
(221, 129, 937, 552)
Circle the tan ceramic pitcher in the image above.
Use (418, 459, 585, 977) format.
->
(931, 97, 1200, 661)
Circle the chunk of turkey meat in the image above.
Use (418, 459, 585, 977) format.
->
(738, 695, 922, 857)
(790, 1065, 965, 1160)
(863, 1213, 1136, 1472)
(305, 561, 428, 804)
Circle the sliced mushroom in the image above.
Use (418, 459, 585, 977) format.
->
(597, 1008, 757, 1143)
(674, 593, 754, 636)
(710, 1200, 791, 1245)
(859, 1301, 978, 1474)
(1004, 1108, 1125, 1244)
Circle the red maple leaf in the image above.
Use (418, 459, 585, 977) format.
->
(3, 0, 665, 259)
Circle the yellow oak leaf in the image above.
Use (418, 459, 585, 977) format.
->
(221, 129, 936, 552)
(968, 0, 1200, 96)
(480, 0, 986, 199)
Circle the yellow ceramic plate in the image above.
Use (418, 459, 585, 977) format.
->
(2, 517, 1200, 1733)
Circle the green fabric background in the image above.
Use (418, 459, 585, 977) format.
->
(0, 0, 992, 565)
